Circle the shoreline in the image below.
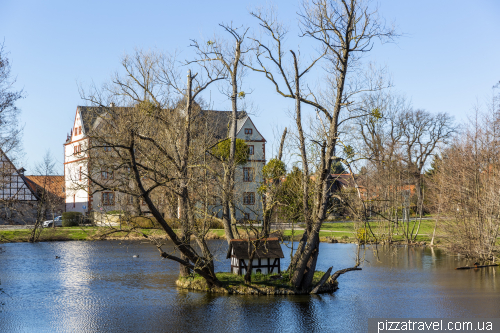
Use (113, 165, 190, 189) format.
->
(175, 272, 339, 295)
(0, 226, 434, 247)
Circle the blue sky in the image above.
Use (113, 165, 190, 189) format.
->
(1, 0, 499, 173)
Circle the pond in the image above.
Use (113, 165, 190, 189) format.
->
(0, 240, 498, 332)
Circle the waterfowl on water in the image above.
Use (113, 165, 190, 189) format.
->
(55, 256, 60, 259)
(133, 255, 139, 258)
(473, 262, 480, 266)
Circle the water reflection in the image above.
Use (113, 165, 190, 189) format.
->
(0, 241, 499, 332)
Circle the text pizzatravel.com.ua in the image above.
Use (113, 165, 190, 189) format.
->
(368, 318, 497, 332)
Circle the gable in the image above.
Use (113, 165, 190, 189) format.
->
(236, 117, 266, 142)
(0, 151, 38, 201)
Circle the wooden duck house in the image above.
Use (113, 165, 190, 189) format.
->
(227, 238, 284, 275)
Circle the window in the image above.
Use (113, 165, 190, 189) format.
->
(103, 144, 112, 152)
(74, 127, 77, 136)
(79, 166, 82, 181)
(244, 128, 252, 135)
(129, 195, 134, 204)
(74, 144, 82, 155)
(248, 145, 254, 155)
(73, 194, 76, 208)
(244, 213, 250, 220)
(79, 126, 82, 135)
(243, 192, 255, 205)
(101, 169, 114, 180)
(243, 168, 254, 182)
(102, 192, 115, 206)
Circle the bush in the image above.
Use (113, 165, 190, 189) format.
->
(212, 138, 249, 165)
(123, 216, 225, 230)
(107, 210, 125, 215)
(62, 212, 83, 227)
(356, 228, 374, 244)
(208, 219, 224, 229)
(128, 216, 162, 229)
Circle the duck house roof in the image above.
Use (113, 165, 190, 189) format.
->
(227, 238, 284, 259)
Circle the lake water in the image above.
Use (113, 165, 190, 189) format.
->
(0, 240, 499, 332)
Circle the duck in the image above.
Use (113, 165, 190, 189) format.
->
(133, 255, 139, 258)
(473, 262, 480, 267)
(55, 256, 60, 259)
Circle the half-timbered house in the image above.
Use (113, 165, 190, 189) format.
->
(0, 150, 39, 224)
(227, 238, 284, 275)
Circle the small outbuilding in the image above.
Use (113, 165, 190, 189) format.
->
(227, 238, 284, 275)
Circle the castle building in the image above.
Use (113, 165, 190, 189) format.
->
(64, 106, 266, 221)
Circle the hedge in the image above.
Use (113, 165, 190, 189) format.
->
(62, 212, 83, 227)
(123, 216, 224, 230)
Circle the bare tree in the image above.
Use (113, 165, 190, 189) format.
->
(28, 151, 62, 242)
(79, 49, 227, 286)
(247, 0, 396, 290)
(190, 24, 251, 243)
(433, 107, 499, 261)
(0, 42, 23, 158)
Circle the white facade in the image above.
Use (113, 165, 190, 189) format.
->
(233, 116, 266, 221)
(229, 247, 281, 275)
(64, 108, 90, 213)
(64, 107, 267, 219)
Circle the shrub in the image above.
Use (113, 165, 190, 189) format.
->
(107, 210, 125, 215)
(356, 228, 374, 244)
(123, 216, 224, 230)
(128, 216, 162, 229)
(212, 138, 249, 165)
(62, 212, 83, 227)
(207, 219, 224, 229)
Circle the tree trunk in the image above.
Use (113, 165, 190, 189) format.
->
(244, 249, 256, 284)
(310, 266, 332, 294)
(300, 239, 319, 290)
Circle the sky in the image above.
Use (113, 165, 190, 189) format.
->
(1, 0, 499, 174)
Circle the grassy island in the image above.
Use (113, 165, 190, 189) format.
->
(176, 271, 338, 295)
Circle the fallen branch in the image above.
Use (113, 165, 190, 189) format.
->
(310, 267, 332, 294)
(455, 264, 498, 270)
(329, 265, 362, 282)
(310, 265, 362, 294)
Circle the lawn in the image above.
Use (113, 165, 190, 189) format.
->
(0, 220, 442, 244)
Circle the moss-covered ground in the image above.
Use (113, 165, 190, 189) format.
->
(178, 271, 324, 289)
(176, 271, 335, 295)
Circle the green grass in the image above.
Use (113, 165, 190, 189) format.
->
(180, 271, 325, 289)
(0, 219, 444, 244)
(283, 219, 443, 243)
(0, 226, 227, 243)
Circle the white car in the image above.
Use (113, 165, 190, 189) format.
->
(43, 216, 63, 228)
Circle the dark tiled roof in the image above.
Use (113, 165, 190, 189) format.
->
(77, 106, 247, 140)
(77, 106, 110, 135)
(196, 110, 247, 140)
(227, 238, 284, 259)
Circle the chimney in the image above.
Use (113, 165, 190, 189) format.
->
(109, 102, 115, 107)
(18, 167, 26, 175)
